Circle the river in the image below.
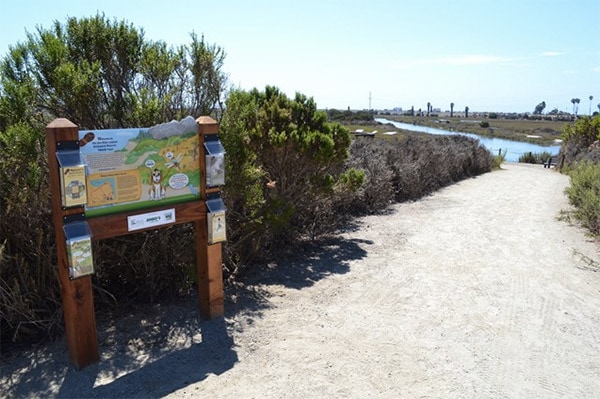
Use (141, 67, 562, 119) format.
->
(375, 118, 562, 163)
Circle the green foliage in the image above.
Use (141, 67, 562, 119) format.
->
(534, 101, 546, 115)
(561, 115, 600, 145)
(518, 152, 536, 164)
(220, 87, 361, 269)
(561, 115, 600, 166)
(560, 116, 600, 237)
(518, 151, 554, 164)
(479, 121, 490, 128)
(327, 109, 375, 122)
(565, 162, 600, 235)
(0, 13, 227, 131)
(491, 149, 506, 169)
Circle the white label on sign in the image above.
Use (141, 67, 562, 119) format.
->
(127, 208, 176, 232)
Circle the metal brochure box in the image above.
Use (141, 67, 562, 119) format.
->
(204, 137, 225, 187)
(63, 220, 94, 279)
(56, 148, 87, 208)
(206, 196, 226, 244)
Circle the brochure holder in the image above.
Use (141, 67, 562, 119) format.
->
(204, 136, 225, 187)
(206, 195, 227, 244)
(63, 220, 94, 279)
(56, 145, 87, 208)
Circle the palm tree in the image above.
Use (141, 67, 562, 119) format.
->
(571, 98, 580, 115)
(590, 95, 594, 116)
(450, 102, 454, 117)
(465, 106, 469, 118)
(427, 102, 431, 117)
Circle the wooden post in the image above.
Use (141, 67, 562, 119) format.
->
(46, 119, 99, 368)
(196, 116, 224, 318)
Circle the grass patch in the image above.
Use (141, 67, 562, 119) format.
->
(565, 162, 600, 235)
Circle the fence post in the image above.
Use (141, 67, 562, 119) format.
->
(46, 118, 99, 368)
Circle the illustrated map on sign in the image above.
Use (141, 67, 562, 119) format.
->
(79, 116, 201, 217)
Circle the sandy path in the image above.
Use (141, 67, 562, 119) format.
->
(177, 163, 600, 398)
(2, 163, 600, 398)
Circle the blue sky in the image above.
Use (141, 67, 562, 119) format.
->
(1, 0, 599, 113)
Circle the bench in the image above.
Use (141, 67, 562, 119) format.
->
(544, 157, 558, 168)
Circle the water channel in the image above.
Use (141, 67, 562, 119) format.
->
(375, 118, 562, 163)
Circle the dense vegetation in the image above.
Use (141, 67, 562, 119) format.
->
(561, 115, 600, 234)
(327, 109, 375, 122)
(219, 87, 363, 270)
(0, 15, 228, 346)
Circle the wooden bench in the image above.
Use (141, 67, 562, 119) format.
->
(544, 157, 558, 168)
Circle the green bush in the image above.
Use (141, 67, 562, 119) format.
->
(561, 115, 600, 165)
(219, 87, 363, 271)
(491, 149, 507, 169)
(518, 151, 536, 164)
(565, 162, 600, 235)
(518, 151, 554, 164)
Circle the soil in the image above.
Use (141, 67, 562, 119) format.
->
(2, 162, 600, 398)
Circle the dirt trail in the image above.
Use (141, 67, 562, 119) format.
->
(3, 163, 600, 398)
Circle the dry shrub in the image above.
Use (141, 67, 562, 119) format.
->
(346, 134, 491, 208)
(0, 124, 63, 345)
(92, 226, 198, 306)
(344, 138, 395, 214)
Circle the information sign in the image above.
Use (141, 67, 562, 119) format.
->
(79, 117, 201, 217)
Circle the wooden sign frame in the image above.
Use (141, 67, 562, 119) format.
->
(46, 116, 224, 369)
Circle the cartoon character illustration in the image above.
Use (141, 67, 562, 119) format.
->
(148, 168, 166, 200)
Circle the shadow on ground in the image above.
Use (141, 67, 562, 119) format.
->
(225, 234, 371, 316)
(1, 233, 370, 398)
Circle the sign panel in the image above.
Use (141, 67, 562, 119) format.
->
(127, 208, 176, 232)
(79, 117, 201, 217)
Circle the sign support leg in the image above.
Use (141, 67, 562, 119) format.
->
(196, 221, 224, 318)
(46, 119, 99, 368)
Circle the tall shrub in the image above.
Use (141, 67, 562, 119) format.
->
(220, 87, 362, 271)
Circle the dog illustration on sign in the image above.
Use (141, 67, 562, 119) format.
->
(148, 168, 166, 200)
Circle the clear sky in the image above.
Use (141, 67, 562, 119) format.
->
(1, 0, 599, 113)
